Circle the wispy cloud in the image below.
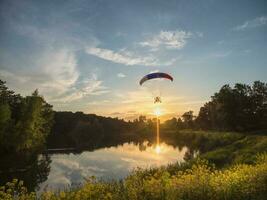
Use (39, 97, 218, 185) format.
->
(87, 100, 110, 105)
(0, 70, 30, 84)
(115, 88, 151, 104)
(139, 30, 193, 51)
(51, 73, 109, 103)
(86, 47, 176, 66)
(233, 16, 267, 31)
(0, 49, 79, 98)
(110, 112, 122, 115)
(0, 2, 106, 105)
(39, 49, 80, 95)
(117, 73, 126, 78)
(0, 55, 108, 104)
(210, 51, 232, 58)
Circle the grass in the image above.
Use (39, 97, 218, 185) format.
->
(1, 131, 267, 200)
(163, 130, 267, 167)
(198, 132, 267, 167)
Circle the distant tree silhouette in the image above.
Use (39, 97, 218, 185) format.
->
(182, 111, 195, 129)
(164, 117, 177, 129)
(47, 111, 150, 149)
(177, 117, 184, 129)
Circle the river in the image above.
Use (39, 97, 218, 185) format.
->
(0, 140, 190, 192)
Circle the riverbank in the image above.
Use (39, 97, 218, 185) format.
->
(162, 130, 267, 167)
(1, 131, 266, 200)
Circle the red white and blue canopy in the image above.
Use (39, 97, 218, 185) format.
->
(139, 72, 173, 85)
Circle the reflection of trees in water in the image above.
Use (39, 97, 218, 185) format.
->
(0, 131, 201, 192)
(0, 152, 51, 191)
(139, 143, 146, 151)
(183, 149, 199, 161)
(138, 141, 153, 152)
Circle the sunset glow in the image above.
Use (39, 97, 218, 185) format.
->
(154, 107, 162, 117)
(0, 0, 266, 198)
(155, 145, 162, 154)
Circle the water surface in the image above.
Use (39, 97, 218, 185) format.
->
(39, 141, 188, 191)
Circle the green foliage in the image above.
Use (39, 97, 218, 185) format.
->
(161, 130, 267, 167)
(48, 112, 155, 149)
(1, 153, 266, 200)
(0, 179, 36, 200)
(201, 134, 267, 167)
(196, 81, 267, 131)
(161, 81, 267, 132)
(0, 80, 54, 153)
(0, 103, 11, 147)
(1, 79, 267, 199)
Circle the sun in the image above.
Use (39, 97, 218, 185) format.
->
(155, 145, 161, 154)
(154, 107, 162, 116)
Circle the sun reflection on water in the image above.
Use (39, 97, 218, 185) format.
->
(39, 141, 188, 192)
(155, 145, 162, 154)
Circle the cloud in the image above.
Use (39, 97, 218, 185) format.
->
(4, 1, 100, 51)
(1, 63, 108, 104)
(0, 70, 30, 84)
(110, 112, 122, 115)
(115, 31, 127, 37)
(139, 30, 193, 51)
(86, 47, 175, 66)
(117, 73, 126, 78)
(86, 30, 195, 67)
(51, 73, 109, 103)
(233, 16, 267, 31)
(0, 49, 79, 98)
(210, 51, 232, 58)
(196, 32, 204, 38)
(0, 3, 106, 105)
(115, 88, 151, 104)
(127, 110, 136, 113)
(39, 49, 79, 95)
(87, 100, 110, 105)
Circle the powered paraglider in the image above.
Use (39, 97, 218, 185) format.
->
(139, 72, 173, 104)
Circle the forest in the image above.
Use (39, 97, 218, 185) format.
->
(0, 79, 267, 199)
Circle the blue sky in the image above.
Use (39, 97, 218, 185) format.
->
(0, 0, 266, 120)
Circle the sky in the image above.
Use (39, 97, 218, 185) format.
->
(0, 0, 267, 120)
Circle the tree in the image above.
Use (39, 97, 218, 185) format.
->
(195, 81, 267, 131)
(182, 111, 194, 128)
(0, 80, 54, 153)
(177, 117, 184, 130)
(250, 81, 267, 130)
(164, 118, 178, 130)
(0, 103, 11, 148)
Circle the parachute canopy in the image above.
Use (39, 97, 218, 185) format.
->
(139, 72, 173, 85)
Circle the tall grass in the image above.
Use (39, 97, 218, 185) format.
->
(1, 153, 266, 200)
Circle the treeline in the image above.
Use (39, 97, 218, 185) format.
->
(0, 80, 54, 154)
(163, 81, 267, 132)
(1, 79, 266, 153)
(0, 80, 154, 152)
(48, 112, 150, 149)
